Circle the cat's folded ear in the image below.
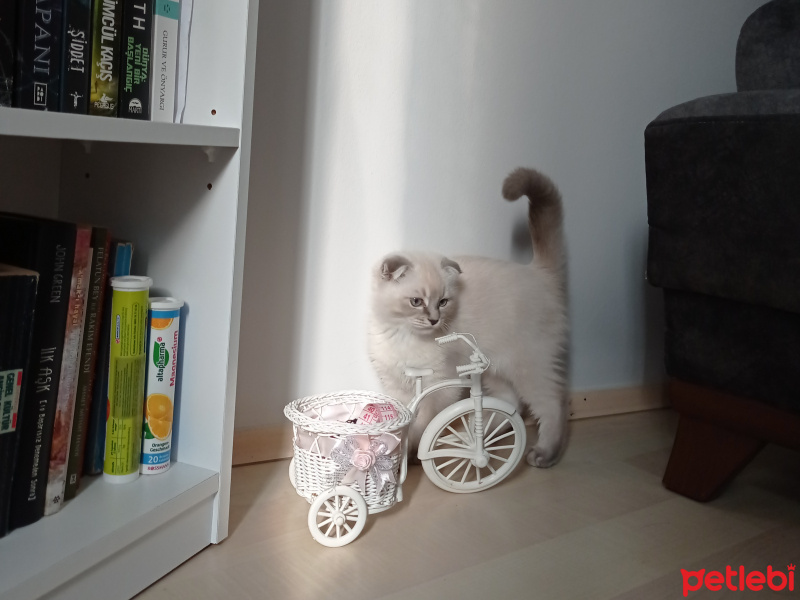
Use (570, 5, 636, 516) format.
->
(380, 254, 412, 282)
(441, 257, 462, 275)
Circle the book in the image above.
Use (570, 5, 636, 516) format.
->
(84, 241, 132, 476)
(0, 265, 38, 539)
(13, 0, 64, 111)
(0, 214, 76, 530)
(0, 0, 16, 107)
(64, 227, 110, 500)
(119, 0, 153, 119)
(151, 0, 180, 122)
(60, 0, 93, 113)
(44, 225, 91, 516)
(89, 0, 124, 117)
(174, 0, 192, 122)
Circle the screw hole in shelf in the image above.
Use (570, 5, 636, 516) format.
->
(207, 183, 213, 190)
(211, 109, 217, 116)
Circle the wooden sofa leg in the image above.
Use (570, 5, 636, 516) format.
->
(663, 414, 765, 502)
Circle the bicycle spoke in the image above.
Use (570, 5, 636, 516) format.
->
(317, 516, 333, 527)
(324, 522, 335, 537)
(446, 424, 471, 447)
(475, 465, 482, 484)
(482, 412, 497, 442)
(435, 457, 462, 472)
(460, 416, 475, 444)
(460, 462, 471, 484)
(486, 430, 516, 448)
(486, 452, 510, 463)
(435, 434, 470, 450)
(486, 444, 516, 451)
(485, 416, 511, 446)
(445, 459, 469, 481)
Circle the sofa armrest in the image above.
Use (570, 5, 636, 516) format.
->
(651, 89, 800, 122)
(645, 90, 800, 313)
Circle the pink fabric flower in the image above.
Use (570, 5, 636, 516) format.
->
(351, 448, 376, 471)
(331, 434, 401, 493)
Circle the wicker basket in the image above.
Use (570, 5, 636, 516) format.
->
(285, 390, 412, 512)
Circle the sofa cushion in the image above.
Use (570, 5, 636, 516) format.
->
(645, 92, 800, 314)
(736, 0, 800, 91)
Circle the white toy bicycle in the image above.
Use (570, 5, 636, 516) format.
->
(284, 333, 526, 547)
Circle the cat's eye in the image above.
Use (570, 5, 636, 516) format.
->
(409, 298, 423, 308)
(439, 299, 449, 308)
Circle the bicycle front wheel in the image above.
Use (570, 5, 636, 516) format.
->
(419, 398, 526, 493)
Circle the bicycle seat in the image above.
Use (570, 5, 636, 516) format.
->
(404, 367, 434, 377)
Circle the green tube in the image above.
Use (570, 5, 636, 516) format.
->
(103, 276, 153, 483)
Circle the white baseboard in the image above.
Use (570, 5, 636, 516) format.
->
(232, 424, 294, 465)
(569, 383, 667, 420)
(232, 384, 668, 466)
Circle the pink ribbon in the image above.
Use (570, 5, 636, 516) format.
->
(331, 434, 400, 494)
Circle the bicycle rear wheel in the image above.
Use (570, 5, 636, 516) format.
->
(308, 486, 368, 547)
(419, 398, 526, 493)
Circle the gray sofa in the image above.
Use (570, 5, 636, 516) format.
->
(645, 0, 800, 501)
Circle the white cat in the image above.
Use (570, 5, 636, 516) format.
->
(368, 167, 568, 467)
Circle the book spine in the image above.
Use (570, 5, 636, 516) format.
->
(3, 220, 76, 530)
(89, 0, 123, 117)
(44, 226, 92, 516)
(119, 0, 152, 120)
(60, 0, 93, 114)
(83, 241, 132, 475)
(173, 0, 192, 122)
(0, 0, 16, 107)
(150, 0, 180, 123)
(0, 268, 38, 538)
(64, 228, 109, 500)
(13, 0, 64, 111)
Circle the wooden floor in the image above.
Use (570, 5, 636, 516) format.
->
(137, 409, 800, 599)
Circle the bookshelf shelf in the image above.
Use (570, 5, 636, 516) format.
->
(0, 463, 219, 600)
(0, 107, 241, 148)
(0, 0, 258, 598)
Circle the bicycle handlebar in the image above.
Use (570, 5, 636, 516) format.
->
(435, 333, 460, 345)
(435, 332, 490, 376)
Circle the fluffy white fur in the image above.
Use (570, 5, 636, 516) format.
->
(368, 167, 568, 467)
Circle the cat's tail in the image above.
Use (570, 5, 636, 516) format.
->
(502, 167, 565, 272)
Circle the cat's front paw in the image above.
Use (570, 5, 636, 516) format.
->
(526, 445, 558, 468)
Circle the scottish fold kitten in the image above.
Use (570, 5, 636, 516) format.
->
(368, 167, 568, 468)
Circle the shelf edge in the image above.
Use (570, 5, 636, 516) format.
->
(0, 107, 240, 148)
(0, 464, 219, 600)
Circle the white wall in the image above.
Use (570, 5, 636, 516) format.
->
(235, 0, 766, 430)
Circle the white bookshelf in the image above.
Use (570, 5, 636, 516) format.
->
(0, 107, 240, 148)
(0, 0, 259, 598)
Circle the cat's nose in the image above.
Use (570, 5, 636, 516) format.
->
(429, 318, 439, 326)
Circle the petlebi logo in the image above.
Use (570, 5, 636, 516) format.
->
(682, 564, 795, 596)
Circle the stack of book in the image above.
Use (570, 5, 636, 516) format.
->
(0, 0, 191, 122)
(0, 213, 135, 538)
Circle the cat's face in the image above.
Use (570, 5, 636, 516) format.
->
(373, 253, 461, 335)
